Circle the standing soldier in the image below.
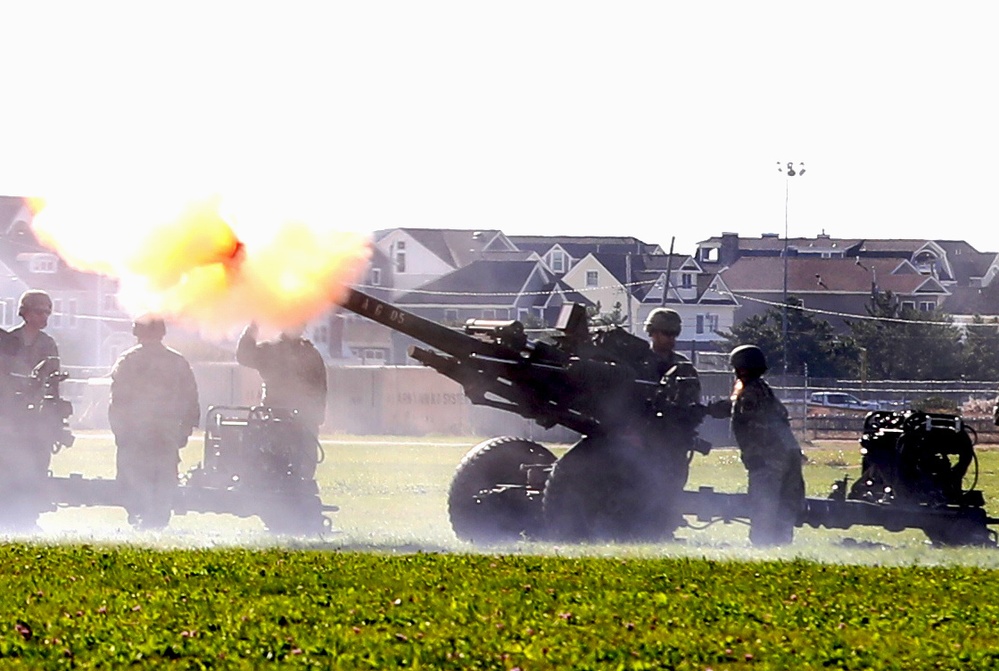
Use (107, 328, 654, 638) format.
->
(0, 290, 61, 530)
(9, 290, 58, 375)
(643, 308, 702, 540)
(726, 344, 806, 546)
(236, 322, 327, 479)
(109, 317, 200, 530)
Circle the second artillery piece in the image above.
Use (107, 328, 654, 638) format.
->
(342, 289, 998, 547)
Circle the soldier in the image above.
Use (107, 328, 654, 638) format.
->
(644, 308, 701, 405)
(726, 344, 805, 547)
(9, 290, 58, 375)
(109, 317, 200, 530)
(0, 291, 61, 531)
(643, 308, 702, 539)
(236, 322, 327, 479)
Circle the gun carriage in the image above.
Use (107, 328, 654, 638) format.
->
(342, 288, 999, 547)
(1, 362, 336, 534)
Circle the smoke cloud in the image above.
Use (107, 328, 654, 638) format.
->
(30, 190, 371, 333)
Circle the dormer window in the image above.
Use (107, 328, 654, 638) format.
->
(28, 253, 58, 274)
(681, 273, 693, 289)
(550, 251, 566, 273)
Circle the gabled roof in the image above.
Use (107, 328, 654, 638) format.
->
(508, 235, 660, 258)
(376, 228, 514, 268)
(718, 257, 947, 295)
(941, 286, 999, 317)
(396, 260, 550, 306)
(0, 196, 29, 232)
(932, 240, 996, 283)
(0, 210, 93, 293)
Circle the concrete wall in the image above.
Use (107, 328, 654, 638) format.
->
(68, 364, 582, 443)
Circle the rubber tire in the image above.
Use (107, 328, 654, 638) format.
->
(448, 436, 556, 544)
(543, 434, 672, 543)
(258, 480, 328, 536)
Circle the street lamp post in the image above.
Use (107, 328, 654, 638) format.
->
(777, 161, 805, 379)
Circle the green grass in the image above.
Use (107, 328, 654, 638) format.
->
(3, 547, 999, 669)
(4, 432, 999, 668)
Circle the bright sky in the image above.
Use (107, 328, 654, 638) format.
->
(3, 2, 997, 257)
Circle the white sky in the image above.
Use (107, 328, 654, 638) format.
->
(2, 2, 997, 257)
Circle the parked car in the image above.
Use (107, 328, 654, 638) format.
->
(807, 392, 881, 412)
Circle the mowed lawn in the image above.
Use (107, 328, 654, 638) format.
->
(2, 431, 999, 668)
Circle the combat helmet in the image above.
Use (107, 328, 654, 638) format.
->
(132, 315, 167, 340)
(644, 308, 682, 335)
(729, 344, 767, 372)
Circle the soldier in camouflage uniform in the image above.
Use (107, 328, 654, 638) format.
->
(9, 290, 59, 376)
(726, 345, 805, 546)
(109, 317, 200, 530)
(0, 291, 61, 530)
(236, 322, 327, 479)
(644, 308, 702, 539)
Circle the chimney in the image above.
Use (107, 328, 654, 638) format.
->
(720, 232, 740, 265)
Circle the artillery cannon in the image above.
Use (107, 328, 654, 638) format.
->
(1, 361, 336, 534)
(342, 288, 999, 547)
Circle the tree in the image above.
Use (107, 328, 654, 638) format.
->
(721, 296, 859, 378)
(958, 316, 999, 381)
(847, 291, 962, 380)
(588, 301, 628, 328)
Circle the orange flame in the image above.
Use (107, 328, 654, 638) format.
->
(31, 192, 371, 333)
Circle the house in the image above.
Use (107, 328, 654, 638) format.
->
(717, 256, 950, 331)
(506, 235, 663, 277)
(0, 196, 132, 371)
(373, 228, 520, 297)
(698, 232, 999, 332)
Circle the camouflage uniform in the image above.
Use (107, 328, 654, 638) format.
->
(648, 349, 702, 538)
(236, 328, 327, 479)
(0, 326, 59, 529)
(109, 342, 200, 529)
(8, 326, 58, 376)
(730, 375, 805, 546)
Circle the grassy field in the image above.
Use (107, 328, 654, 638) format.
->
(35, 430, 999, 560)
(3, 431, 999, 668)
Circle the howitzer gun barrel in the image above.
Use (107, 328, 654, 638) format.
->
(341, 288, 519, 359)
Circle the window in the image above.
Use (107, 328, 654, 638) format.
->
(394, 241, 406, 273)
(920, 301, 935, 311)
(586, 270, 599, 287)
(362, 349, 385, 363)
(550, 251, 566, 273)
(700, 247, 719, 262)
(696, 314, 719, 335)
(901, 301, 916, 310)
(681, 273, 693, 289)
(29, 253, 58, 273)
(51, 299, 62, 328)
(370, 267, 382, 286)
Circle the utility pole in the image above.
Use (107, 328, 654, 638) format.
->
(777, 161, 805, 378)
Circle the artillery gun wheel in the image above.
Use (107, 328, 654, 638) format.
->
(543, 435, 673, 543)
(257, 481, 329, 536)
(448, 437, 556, 544)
